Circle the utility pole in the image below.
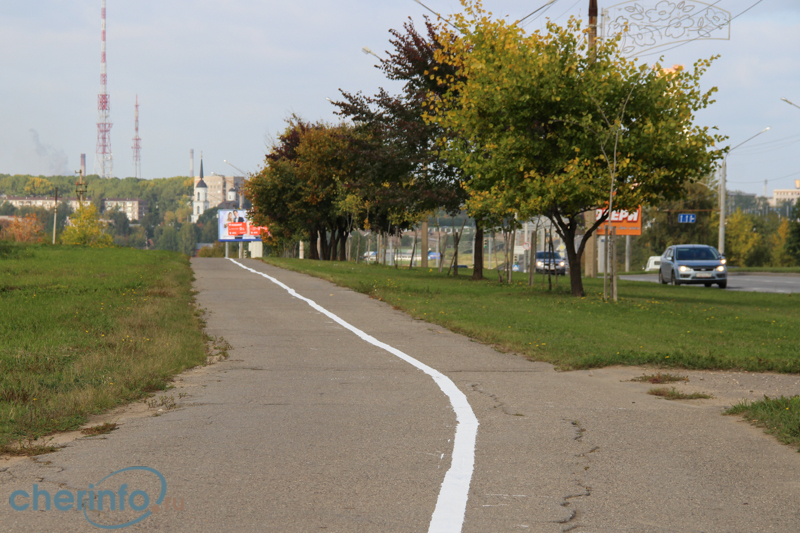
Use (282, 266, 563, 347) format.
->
(52, 187, 58, 244)
(75, 169, 88, 206)
(421, 220, 428, 267)
(625, 234, 631, 273)
(582, 0, 599, 279)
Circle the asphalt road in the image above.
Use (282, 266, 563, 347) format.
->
(621, 272, 800, 293)
(2, 259, 800, 532)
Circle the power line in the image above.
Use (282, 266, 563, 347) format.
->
(736, 139, 800, 156)
(739, 133, 800, 149)
(550, 0, 581, 24)
(520, 0, 559, 28)
(728, 169, 800, 185)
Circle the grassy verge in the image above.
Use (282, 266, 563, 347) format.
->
(629, 372, 688, 384)
(0, 243, 207, 450)
(726, 396, 800, 451)
(648, 387, 712, 400)
(262, 258, 800, 373)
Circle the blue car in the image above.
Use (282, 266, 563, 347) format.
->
(658, 244, 727, 288)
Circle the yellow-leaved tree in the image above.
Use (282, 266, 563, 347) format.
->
(770, 219, 795, 267)
(425, 0, 726, 296)
(61, 203, 113, 247)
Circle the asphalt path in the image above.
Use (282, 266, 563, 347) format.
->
(3, 258, 800, 532)
(621, 272, 800, 293)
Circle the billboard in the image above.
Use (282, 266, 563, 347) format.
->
(595, 207, 642, 236)
(218, 209, 269, 242)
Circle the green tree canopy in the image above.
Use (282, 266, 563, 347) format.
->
(426, 1, 725, 295)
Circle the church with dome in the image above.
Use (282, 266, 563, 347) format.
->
(192, 155, 247, 222)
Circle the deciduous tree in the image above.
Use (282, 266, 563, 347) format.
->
(2, 213, 42, 242)
(23, 177, 53, 196)
(61, 204, 113, 247)
(427, 1, 725, 295)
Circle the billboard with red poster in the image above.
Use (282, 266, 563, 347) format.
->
(218, 209, 270, 242)
(595, 207, 642, 236)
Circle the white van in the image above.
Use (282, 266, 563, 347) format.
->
(645, 256, 661, 271)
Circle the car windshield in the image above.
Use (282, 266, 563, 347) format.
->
(536, 252, 562, 260)
(675, 247, 719, 261)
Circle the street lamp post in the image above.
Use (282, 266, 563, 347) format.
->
(223, 160, 248, 209)
(782, 97, 800, 111)
(223, 159, 250, 258)
(718, 127, 770, 255)
(361, 46, 382, 60)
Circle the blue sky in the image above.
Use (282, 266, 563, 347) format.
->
(0, 0, 798, 197)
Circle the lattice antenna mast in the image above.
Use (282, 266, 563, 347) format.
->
(132, 95, 141, 179)
(95, 0, 113, 178)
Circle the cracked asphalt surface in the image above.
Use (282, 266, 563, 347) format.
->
(2, 258, 800, 532)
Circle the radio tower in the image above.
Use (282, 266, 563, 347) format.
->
(95, 0, 113, 178)
(132, 95, 141, 179)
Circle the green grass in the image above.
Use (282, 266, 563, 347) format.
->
(263, 258, 800, 373)
(0, 243, 207, 450)
(630, 372, 688, 384)
(648, 387, 712, 400)
(726, 396, 800, 451)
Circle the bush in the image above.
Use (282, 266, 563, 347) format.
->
(197, 241, 225, 257)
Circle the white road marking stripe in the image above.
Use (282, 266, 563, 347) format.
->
(228, 259, 479, 533)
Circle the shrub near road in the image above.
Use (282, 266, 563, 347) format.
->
(0, 244, 206, 451)
(264, 259, 800, 373)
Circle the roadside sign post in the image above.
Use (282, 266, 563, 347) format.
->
(678, 214, 697, 223)
(218, 209, 270, 260)
(52, 187, 58, 245)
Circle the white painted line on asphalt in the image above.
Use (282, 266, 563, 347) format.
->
(228, 259, 479, 533)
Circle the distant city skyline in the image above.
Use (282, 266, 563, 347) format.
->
(0, 0, 798, 198)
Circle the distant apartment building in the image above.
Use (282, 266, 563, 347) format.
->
(192, 173, 245, 222)
(0, 195, 148, 221)
(103, 198, 148, 221)
(1, 195, 83, 212)
(769, 180, 800, 207)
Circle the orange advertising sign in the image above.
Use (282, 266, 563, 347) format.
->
(595, 207, 642, 236)
(227, 222, 247, 235)
(248, 225, 270, 237)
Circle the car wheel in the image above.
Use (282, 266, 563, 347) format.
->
(671, 271, 681, 286)
(718, 281, 727, 289)
(658, 271, 666, 284)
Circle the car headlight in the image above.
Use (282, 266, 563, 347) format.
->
(559, 261, 565, 267)
(678, 265, 689, 272)
(536, 261, 543, 267)
(716, 265, 726, 272)
(720, 258, 727, 265)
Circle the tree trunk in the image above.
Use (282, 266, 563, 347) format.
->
(308, 228, 317, 260)
(319, 227, 330, 260)
(452, 232, 459, 277)
(338, 228, 347, 261)
(328, 229, 338, 261)
(438, 230, 447, 273)
(548, 228, 553, 291)
(409, 230, 417, 269)
(529, 230, 536, 287)
(472, 223, 484, 280)
(508, 227, 516, 284)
